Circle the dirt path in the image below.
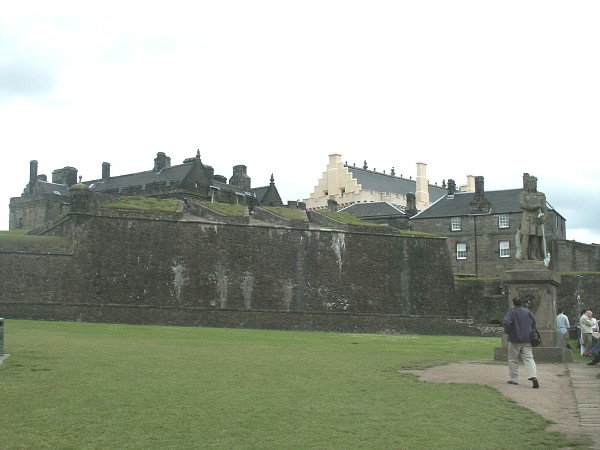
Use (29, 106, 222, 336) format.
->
(405, 362, 596, 447)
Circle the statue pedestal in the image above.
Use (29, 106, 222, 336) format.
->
(494, 263, 572, 363)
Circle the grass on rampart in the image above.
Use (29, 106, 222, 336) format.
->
(263, 206, 307, 221)
(0, 230, 70, 244)
(318, 210, 381, 226)
(105, 196, 179, 212)
(0, 320, 588, 449)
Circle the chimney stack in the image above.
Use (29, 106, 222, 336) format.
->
(447, 179, 456, 196)
(475, 176, 484, 196)
(102, 162, 110, 180)
(469, 176, 490, 213)
(153, 152, 171, 172)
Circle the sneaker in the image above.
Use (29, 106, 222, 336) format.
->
(506, 381, 518, 385)
(528, 377, 539, 388)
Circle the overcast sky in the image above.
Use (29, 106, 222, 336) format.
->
(1, 1, 599, 244)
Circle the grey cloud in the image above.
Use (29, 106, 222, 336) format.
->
(0, 27, 59, 102)
(546, 183, 600, 243)
(0, 57, 58, 99)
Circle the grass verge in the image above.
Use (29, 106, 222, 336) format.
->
(0, 320, 589, 449)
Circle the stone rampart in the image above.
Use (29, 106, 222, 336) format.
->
(0, 212, 475, 334)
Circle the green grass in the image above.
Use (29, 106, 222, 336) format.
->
(263, 206, 307, 221)
(200, 201, 245, 216)
(105, 196, 179, 212)
(0, 321, 589, 449)
(0, 229, 29, 235)
(0, 231, 71, 244)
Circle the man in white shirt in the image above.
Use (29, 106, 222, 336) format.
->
(556, 308, 570, 349)
(580, 310, 595, 356)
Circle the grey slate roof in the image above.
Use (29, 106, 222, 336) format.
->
(412, 188, 551, 219)
(37, 180, 70, 196)
(251, 186, 269, 202)
(339, 201, 406, 218)
(86, 163, 195, 193)
(212, 179, 249, 196)
(346, 165, 447, 202)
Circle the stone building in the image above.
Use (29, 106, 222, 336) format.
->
(9, 150, 283, 230)
(410, 175, 567, 278)
(303, 153, 449, 213)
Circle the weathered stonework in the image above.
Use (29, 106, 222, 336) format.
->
(0, 211, 481, 334)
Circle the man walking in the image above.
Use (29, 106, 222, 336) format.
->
(502, 297, 539, 388)
(556, 308, 571, 349)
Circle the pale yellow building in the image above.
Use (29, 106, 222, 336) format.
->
(303, 153, 457, 213)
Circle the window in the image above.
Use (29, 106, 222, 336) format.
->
(451, 217, 462, 231)
(498, 214, 509, 229)
(456, 243, 467, 259)
(499, 240, 510, 258)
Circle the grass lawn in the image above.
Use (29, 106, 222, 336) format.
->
(0, 320, 589, 449)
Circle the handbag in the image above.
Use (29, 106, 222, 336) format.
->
(530, 329, 542, 347)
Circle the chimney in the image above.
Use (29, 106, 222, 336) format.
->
(464, 174, 475, 192)
(29, 160, 38, 184)
(415, 162, 429, 206)
(405, 192, 418, 217)
(475, 176, 484, 196)
(327, 197, 338, 212)
(469, 176, 490, 213)
(153, 152, 171, 172)
(28, 160, 38, 194)
(52, 167, 78, 187)
(102, 162, 110, 180)
(229, 164, 251, 191)
(447, 179, 456, 196)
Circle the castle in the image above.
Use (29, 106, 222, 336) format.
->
(3, 151, 600, 335)
(9, 150, 284, 231)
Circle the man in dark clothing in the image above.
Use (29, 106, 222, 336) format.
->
(586, 340, 600, 365)
(502, 297, 539, 388)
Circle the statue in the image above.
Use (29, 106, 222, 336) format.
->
(516, 173, 548, 262)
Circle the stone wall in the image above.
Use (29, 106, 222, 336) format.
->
(0, 212, 479, 335)
(556, 273, 600, 321)
(551, 240, 600, 273)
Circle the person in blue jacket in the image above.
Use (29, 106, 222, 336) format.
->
(502, 297, 539, 388)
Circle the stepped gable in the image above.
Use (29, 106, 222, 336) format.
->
(345, 164, 447, 201)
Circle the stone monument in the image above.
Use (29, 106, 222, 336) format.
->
(494, 174, 572, 363)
